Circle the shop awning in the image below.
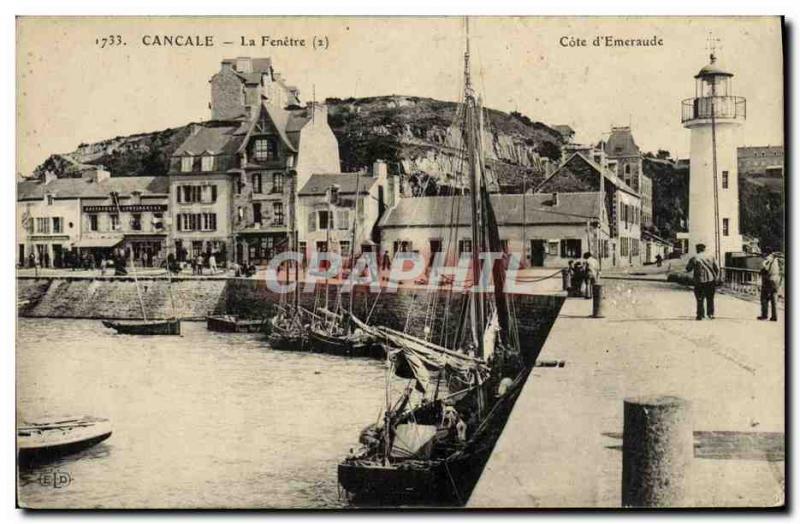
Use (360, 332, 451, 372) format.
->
(74, 236, 123, 248)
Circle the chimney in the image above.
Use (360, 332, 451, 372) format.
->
(94, 168, 111, 183)
(372, 159, 388, 179)
(551, 192, 559, 206)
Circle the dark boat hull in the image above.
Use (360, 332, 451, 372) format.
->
(338, 365, 532, 506)
(102, 319, 181, 336)
(308, 329, 384, 359)
(268, 329, 308, 351)
(206, 316, 263, 333)
(18, 432, 112, 466)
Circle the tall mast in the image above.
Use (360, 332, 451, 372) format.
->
(324, 187, 332, 312)
(111, 191, 147, 321)
(464, 18, 485, 358)
(347, 172, 361, 328)
(290, 170, 299, 310)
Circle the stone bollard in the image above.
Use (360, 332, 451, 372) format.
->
(622, 396, 693, 508)
(591, 283, 604, 318)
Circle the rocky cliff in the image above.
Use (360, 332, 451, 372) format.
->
(29, 95, 563, 195)
(325, 96, 563, 194)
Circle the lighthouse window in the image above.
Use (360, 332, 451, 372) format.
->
(722, 171, 729, 189)
(722, 218, 730, 237)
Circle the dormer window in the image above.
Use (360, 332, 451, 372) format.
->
(253, 138, 277, 162)
(201, 155, 214, 172)
(181, 156, 194, 173)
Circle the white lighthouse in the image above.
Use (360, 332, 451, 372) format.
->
(682, 50, 745, 262)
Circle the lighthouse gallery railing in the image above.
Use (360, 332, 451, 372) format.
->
(681, 96, 747, 123)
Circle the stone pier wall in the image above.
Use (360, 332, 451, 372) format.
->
(18, 277, 563, 359)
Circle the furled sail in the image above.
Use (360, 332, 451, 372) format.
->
(481, 183, 511, 346)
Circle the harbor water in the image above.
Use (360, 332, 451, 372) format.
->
(16, 319, 386, 509)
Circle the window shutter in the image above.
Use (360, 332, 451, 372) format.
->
(308, 212, 316, 232)
(211, 185, 217, 202)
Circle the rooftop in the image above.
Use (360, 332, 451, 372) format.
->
(602, 126, 641, 158)
(173, 123, 244, 157)
(380, 192, 604, 228)
(18, 175, 170, 201)
(695, 54, 734, 78)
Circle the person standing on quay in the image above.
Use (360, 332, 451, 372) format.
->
(758, 252, 783, 321)
(209, 251, 218, 274)
(583, 252, 600, 299)
(685, 243, 720, 320)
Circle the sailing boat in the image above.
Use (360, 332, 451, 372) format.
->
(306, 175, 383, 359)
(268, 171, 311, 350)
(337, 22, 535, 505)
(103, 191, 181, 336)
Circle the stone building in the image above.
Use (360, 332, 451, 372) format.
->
(298, 160, 399, 264)
(537, 151, 643, 267)
(17, 173, 82, 268)
(17, 169, 170, 268)
(378, 192, 611, 270)
(168, 56, 341, 266)
(599, 126, 653, 227)
(169, 122, 240, 263)
(209, 57, 302, 121)
(232, 102, 340, 265)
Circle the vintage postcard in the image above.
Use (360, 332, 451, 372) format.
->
(15, 16, 785, 509)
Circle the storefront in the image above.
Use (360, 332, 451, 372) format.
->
(74, 235, 124, 267)
(28, 235, 72, 268)
(236, 232, 288, 266)
(124, 235, 167, 267)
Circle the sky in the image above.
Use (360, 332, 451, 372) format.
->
(16, 16, 783, 177)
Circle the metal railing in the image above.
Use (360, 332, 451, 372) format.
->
(722, 266, 761, 296)
(681, 96, 746, 123)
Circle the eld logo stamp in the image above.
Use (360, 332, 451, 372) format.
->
(38, 469, 72, 489)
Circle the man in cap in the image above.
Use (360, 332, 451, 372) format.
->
(758, 252, 783, 321)
(685, 243, 720, 320)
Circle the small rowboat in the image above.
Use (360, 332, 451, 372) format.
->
(206, 315, 265, 333)
(102, 319, 181, 336)
(18, 416, 112, 464)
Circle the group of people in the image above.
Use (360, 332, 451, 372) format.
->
(685, 242, 783, 321)
(189, 251, 220, 275)
(565, 252, 601, 299)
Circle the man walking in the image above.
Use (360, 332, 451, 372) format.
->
(685, 243, 720, 320)
(583, 251, 600, 299)
(758, 252, 782, 321)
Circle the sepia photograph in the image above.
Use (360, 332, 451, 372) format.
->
(14, 15, 785, 509)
